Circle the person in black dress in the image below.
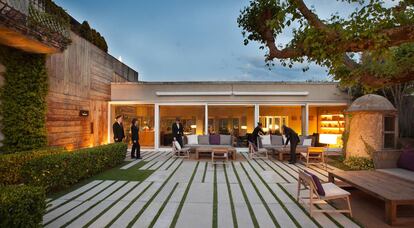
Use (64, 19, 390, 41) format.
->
(113, 115, 125, 143)
(250, 122, 265, 147)
(172, 117, 184, 147)
(282, 125, 300, 164)
(131, 118, 141, 159)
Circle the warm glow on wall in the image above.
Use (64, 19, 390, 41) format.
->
(241, 125, 247, 130)
(190, 125, 197, 129)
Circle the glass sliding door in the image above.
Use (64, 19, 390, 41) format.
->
(259, 106, 302, 135)
(110, 104, 155, 147)
(159, 105, 205, 147)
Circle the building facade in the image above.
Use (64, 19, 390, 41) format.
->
(110, 81, 350, 149)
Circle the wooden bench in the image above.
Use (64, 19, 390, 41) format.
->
(195, 147, 237, 160)
(328, 170, 414, 225)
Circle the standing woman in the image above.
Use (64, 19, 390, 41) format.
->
(131, 118, 141, 159)
(282, 125, 300, 164)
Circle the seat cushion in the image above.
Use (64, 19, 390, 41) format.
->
(298, 136, 306, 145)
(378, 168, 414, 183)
(304, 170, 325, 196)
(209, 135, 220, 145)
(321, 183, 350, 198)
(198, 135, 210, 145)
(173, 141, 181, 150)
(271, 135, 283, 145)
(397, 148, 414, 171)
(302, 138, 312, 146)
(260, 135, 271, 145)
(187, 135, 198, 145)
(220, 135, 232, 145)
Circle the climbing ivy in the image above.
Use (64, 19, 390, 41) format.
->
(0, 45, 48, 153)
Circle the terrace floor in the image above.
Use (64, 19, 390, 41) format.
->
(42, 150, 410, 228)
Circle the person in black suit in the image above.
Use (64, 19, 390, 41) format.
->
(282, 125, 300, 164)
(250, 122, 265, 147)
(113, 115, 125, 143)
(172, 117, 184, 147)
(131, 118, 141, 159)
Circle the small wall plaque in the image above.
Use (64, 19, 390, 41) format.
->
(79, 110, 89, 117)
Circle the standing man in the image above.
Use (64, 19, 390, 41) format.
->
(282, 125, 300, 164)
(172, 117, 184, 147)
(131, 118, 141, 159)
(113, 115, 125, 143)
(250, 122, 265, 147)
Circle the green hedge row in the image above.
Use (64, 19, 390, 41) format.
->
(22, 143, 127, 192)
(0, 185, 46, 228)
(0, 147, 66, 185)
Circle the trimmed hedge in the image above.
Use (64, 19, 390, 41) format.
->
(0, 185, 46, 228)
(0, 147, 66, 185)
(22, 143, 127, 192)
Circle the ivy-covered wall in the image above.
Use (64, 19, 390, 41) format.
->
(0, 45, 48, 153)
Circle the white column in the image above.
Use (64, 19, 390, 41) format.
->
(254, 104, 260, 125)
(301, 103, 309, 136)
(154, 104, 160, 150)
(204, 104, 208, 135)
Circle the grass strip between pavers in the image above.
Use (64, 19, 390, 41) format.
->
(61, 181, 129, 227)
(202, 161, 208, 183)
(44, 181, 118, 226)
(169, 161, 200, 228)
(146, 154, 170, 170)
(166, 158, 179, 170)
(241, 156, 305, 228)
(223, 164, 238, 228)
(269, 159, 298, 180)
(126, 160, 184, 227)
(149, 155, 173, 170)
(252, 158, 266, 170)
(231, 162, 260, 228)
(260, 158, 291, 183)
(239, 163, 281, 227)
(148, 182, 179, 228)
(105, 182, 154, 228)
(83, 181, 141, 228)
(213, 164, 218, 228)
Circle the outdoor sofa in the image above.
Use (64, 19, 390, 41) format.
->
(184, 134, 236, 152)
(259, 135, 315, 160)
(373, 147, 414, 183)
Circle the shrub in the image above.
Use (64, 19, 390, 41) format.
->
(0, 185, 46, 228)
(344, 156, 375, 170)
(0, 147, 66, 185)
(0, 45, 49, 153)
(22, 143, 127, 192)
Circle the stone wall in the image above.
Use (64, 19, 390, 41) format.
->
(346, 112, 383, 158)
(0, 63, 4, 147)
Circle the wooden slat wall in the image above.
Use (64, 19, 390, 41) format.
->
(45, 32, 136, 149)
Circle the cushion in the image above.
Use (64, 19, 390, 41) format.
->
(302, 139, 312, 146)
(220, 135, 232, 145)
(304, 170, 325, 196)
(198, 135, 210, 145)
(209, 135, 220, 145)
(187, 135, 198, 145)
(174, 141, 181, 150)
(271, 135, 283, 145)
(282, 135, 290, 145)
(299, 136, 306, 145)
(397, 148, 414, 171)
(260, 135, 271, 145)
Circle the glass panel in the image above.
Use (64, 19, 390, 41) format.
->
(384, 116, 395, 132)
(111, 104, 155, 147)
(384, 133, 395, 148)
(259, 106, 300, 135)
(159, 105, 205, 147)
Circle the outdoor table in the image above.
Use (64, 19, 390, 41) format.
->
(195, 147, 237, 160)
(211, 148, 229, 165)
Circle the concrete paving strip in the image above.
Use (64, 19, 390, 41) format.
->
(218, 203, 234, 228)
(152, 202, 180, 228)
(88, 181, 152, 228)
(120, 159, 142, 170)
(43, 180, 115, 224)
(45, 181, 126, 228)
(46, 180, 103, 211)
(193, 161, 207, 183)
(261, 159, 297, 183)
(175, 203, 213, 228)
(66, 181, 139, 228)
(158, 156, 176, 170)
(233, 203, 255, 228)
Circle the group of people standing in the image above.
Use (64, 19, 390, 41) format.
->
(250, 122, 299, 164)
(112, 115, 141, 159)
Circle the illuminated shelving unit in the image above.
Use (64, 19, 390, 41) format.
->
(319, 113, 345, 148)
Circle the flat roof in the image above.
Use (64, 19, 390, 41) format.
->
(111, 81, 339, 85)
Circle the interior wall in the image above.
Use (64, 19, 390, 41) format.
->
(259, 106, 302, 134)
(208, 105, 255, 136)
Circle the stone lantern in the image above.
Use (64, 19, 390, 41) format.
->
(345, 94, 398, 158)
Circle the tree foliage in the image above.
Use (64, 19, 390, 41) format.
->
(73, 21, 108, 52)
(238, 0, 414, 89)
(0, 46, 48, 153)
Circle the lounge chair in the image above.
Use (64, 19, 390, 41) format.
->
(248, 141, 268, 159)
(172, 139, 190, 158)
(297, 170, 352, 217)
(300, 147, 326, 168)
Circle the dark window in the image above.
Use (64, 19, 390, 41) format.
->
(384, 116, 395, 131)
(383, 116, 396, 149)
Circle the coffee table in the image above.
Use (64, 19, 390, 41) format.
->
(195, 147, 237, 160)
(211, 148, 228, 165)
(329, 170, 414, 225)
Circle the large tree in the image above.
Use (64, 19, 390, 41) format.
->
(238, 0, 414, 89)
